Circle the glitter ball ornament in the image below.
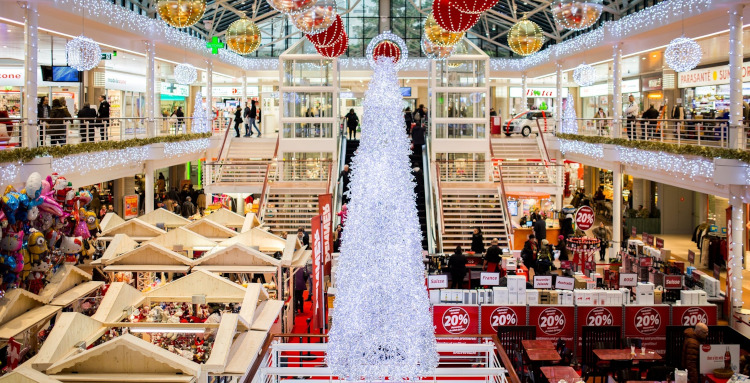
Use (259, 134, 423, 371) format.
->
(306, 14, 344, 47)
(425, 13, 464, 47)
(266, 0, 315, 15)
(316, 32, 348, 58)
(664, 36, 702, 72)
(226, 18, 262, 55)
(508, 19, 545, 56)
(573, 63, 596, 86)
(551, 0, 602, 31)
(433, 0, 481, 32)
(447, 0, 499, 14)
(367, 31, 408, 70)
(156, 0, 206, 28)
(421, 36, 454, 60)
(65, 35, 102, 71)
(174, 63, 198, 85)
(372, 41, 401, 64)
(292, 0, 337, 35)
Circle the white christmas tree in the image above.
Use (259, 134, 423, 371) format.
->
(191, 92, 210, 133)
(561, 94, 578, 134)
(326, 58, 438, 380)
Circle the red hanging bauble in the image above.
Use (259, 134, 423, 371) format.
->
(434, 0, 481, 32)
(448, 0, 498, 14)
(306, 14, 344, 48)
(316, 32, 348, 58)
(372, 40, 401, 63)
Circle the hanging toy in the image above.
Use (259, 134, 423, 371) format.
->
(1, 230, 24, 279)
(52, 176, 71, 206)
(1, 188, 21, 225)
(85, 211, 100, 238)
(59, 236, 83, 264)
(27, 261, 49, 295)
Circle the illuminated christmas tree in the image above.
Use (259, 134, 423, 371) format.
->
(191, 92, 210, 133)
(561, 94, 578, 134)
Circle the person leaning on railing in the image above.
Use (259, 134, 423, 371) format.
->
(77, 103, 98, 143)
(49, 98, 71, 146)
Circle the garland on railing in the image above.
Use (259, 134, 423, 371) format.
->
(0, 133, 213, 164)
(556, 133, 750, 163)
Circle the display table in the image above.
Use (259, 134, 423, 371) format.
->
(540, 366, 580, 381)
(703, 373, 730, 383)
(512, 227, 561, 250)
(594, 349, 662, 362)
(522, 340, 556, 350)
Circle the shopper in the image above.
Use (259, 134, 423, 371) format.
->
(536, 239, 553, 275)
(344, 109, 359, 140)
(556, 235, 569, 261)
(592, 222, 611, 261)
(622, 217, 630, 246)
(625, 94, 639, 140)
(49, 98, 71, 146)
(521, 234, 537, 269)
(411, 122, 425, 153)
(413, 104, 424, 128)
(596, 107, 607, 135)
(181, 196, 196, 218)
(683, 323, 708, 383)
(243, 102, 251, 136)
(337, 203, 348, 225)
(173, 106, 185, 132)
(448, 245, 467, 289)
(641, 104, 659, 140)
(204, 303, 223, 338)
(561, 214, 574, 238)
(90, 187, 102, 215)
(404, 107, 413, 135)
(593, 185, 606, 201)
(483, 239, 502, 272)
(294, 267, 308, 313)
(533, 214, 546, 246)
(333, 224, 343, 252)
(297, 227, 310, 247)
(233, 105, 243, 138)
(77, 103, 97, 142)
(338, 164, 351, 204)
(97, 95, 110, 141)
(246, 100, 260, 137)
(471, 227, 485, 254)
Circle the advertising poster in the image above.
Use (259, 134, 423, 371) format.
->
(671, 305, 718, 326)
(699, 344, 740, 374)
(123, 194, 139, 219)
(480, 305, 528, 334)
(576, 306, 623, 354)
(624, 305, 670, 355)
(318, 194, 332, 276)
(433, 305, 480, 357)
(310, 215, 324, 330)
(529, 305, 575, 350)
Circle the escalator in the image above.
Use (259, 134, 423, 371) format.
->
(411, 145, 428, 251)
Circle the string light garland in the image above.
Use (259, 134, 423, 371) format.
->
(52, 146, 150, 176)
(433, 0, 481, 32)
(226, 18, 262, 55)
(316, 32, 349, 58)
(155, 0, 206, 28)
(508, 19, 545, 56)
(573, 63, 596, 86)
(619, 147, 714, 181)
(367, 31, 408, 70)
(0, 163, 21, 185)
(424, 13, 465, 47)
(292, 0, 336, 35)
(174, 63, 198, 85)
(339, 57, 430, 71)
(447, 0, 498, 14)
(164, 138, 211, 157)
(664, 36, 702, 72)
(267, 0, 316, 15)
(551, 0, 602, 30)
(559, 139, 604, 160)
(66, 35, 101, 71)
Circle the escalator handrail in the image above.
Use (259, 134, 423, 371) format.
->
(422, 143, 436, 254)
(332, 132, 348, 227)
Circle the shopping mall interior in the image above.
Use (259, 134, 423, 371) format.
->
(0, 0, 748, 381)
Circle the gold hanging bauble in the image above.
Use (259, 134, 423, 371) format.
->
(226, 18, 262, 55)
(156, 0, 206, 28)
(424, 13, 464, 47)
(507, 19, 545, 56)
(267, 0, 316, 15)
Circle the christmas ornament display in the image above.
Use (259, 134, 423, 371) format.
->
(433, 0, 481, 32)
(372, 41, 401, 64)
(156, 0, 206, 28)
(424, 13, 464, 47)
(306, 14, 344, 48)
(664, 36, 702, 72)
(561, 94, 579, 134)
(447, 0, 498, 14)
(226, 18, 262, 55)
(266, 0, 316, 15)
(174, 63, 198, 85)
(191, 92, 210, 133)
(508, 19, 545, 56)
(366, 31, 408, 70)
(316, 32, 349, 58)
(572, 63, 596, 86)
(551, 0, 602, 31)
(65, 36, 102, 71)
(292, 0, 337, 35)
(421, 36, 454, 60)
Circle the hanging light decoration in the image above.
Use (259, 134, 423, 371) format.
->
(664, 36, 702, 72)
(447, 39, 467, 68)
(306, 14, 344, 47)
(447, 0, 499, 14)
(266, 0, 315, 15)
(573, 63, 596, 86)
(551, 0, 602, 31)
(226, 18, 262, 55)
(424, 13, 464, 47)
(292, 0, 337, 35)
(174, 63, 198, 85)
(433, 0, 481, 32)
(316, 32, 348, 58)
(507, 19, 545, 56)
(156, 0, 206, 28)
(65, 36, 101, 71)
(366, 31, 408, 70)
(421, 36, 454, 60)
(372, 40, 401, 64)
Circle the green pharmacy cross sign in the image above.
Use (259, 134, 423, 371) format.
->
(207, 37, 224, 54)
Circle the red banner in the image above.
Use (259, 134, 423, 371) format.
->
(624, 305, 670, 355)
(433, 305, 479, 335)
(671, 305, 718, 326)
(529, 305, 575, 350)
(318, 194, 333, 276)
(310, 215, 325, 330)
(576, 306, 623, 354)
(480, 305, 527, 333)
(7, 337, 20, 370)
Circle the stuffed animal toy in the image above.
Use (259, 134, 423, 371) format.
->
(52, 176, 71, 206)
(1, 230, 24, 279)
(21, 230, 46, 279)
(58, 236, 83, 264)
(27, 261, 49, 295)
(85, 211, 100, 237)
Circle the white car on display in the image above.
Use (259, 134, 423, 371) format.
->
(504, 110, 556, 137)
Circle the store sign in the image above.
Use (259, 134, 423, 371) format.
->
(673, 305, 717, 327)
(159, 82, 189, 97)
(310, 215, 325, 330)
(655, 237, 664, 249)
(530, 306, 575, 350)
(624, 305, 669, 355)
(622, 79, 640, 94)
(688, 249, 695, 263)
(480, 272, 500, 286)
(0, 67, 23, 86)
(427, 275, 448, 289)
(101, 53, 113, 60)
(105, 71, 146, 93)
(642, 76, 662, 91)
(202, 86, 259, 97)
(533, 275, 553, 289)
(700, 344, 740, 374)
(555, 276, 575, 290)
(123, 195, 139, 219)
(582, 80, 639, 96)
(509, 87, 569, 98)
(678, 62, 750, 88)
(481, 305, 527, 333)
(433, 305, 479, 335)
(318, 194, 332, 276)
(574, 206, 595, 231)
(576, 306, 623, 353)
(664, 275, 683, 289)
(619, 273, 638, 287)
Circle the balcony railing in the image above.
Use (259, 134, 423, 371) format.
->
(436, 159, 559, 185)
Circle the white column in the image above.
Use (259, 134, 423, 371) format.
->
(23, 2, 38, 148)
(729, 189, 745, 322)
(555, 62, 563, 132)
(728, 4, 745, 149)
(144, 161, 155, 213)
(612, 44, 623, 139)
(144, 40, 156, 136)
(521, 73, 528, 111)
(612, 163, 623, 254)
(242, 74, 247, 107)
(206, 61, 213, 121)
(555, 152, 563, 210)
(379, 0, 391, 32)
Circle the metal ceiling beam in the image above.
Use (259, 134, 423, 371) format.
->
(467, 30, 512, 50)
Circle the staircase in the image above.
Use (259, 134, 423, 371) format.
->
(441, 191, 510, 251)
(227, 138, 276, 160)
(491, 137, 543, 160)
(491, 136, 557, 187)
(263, 192, 319, 235)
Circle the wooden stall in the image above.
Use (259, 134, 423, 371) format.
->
(185, 219, 239, 242)
(99, 218, 167, 243)
(137, 208, 191, 230)
(202, 208, 246, 231)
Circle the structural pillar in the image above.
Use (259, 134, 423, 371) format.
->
(728, 4, 745, 149)
(555, 152, 564, 211)
(144, 161, 155, 213)
(521, 73, 528, 112)
(23, 2, 38, 148)
(144, 40, 156, 137)
(612, 44, 623, 139)
(379, 0, 391, 32)
(555, 62, 563, 132)
(206, 61, 213, 122)
(612, 163, 623, 255)
(242, 74, 248, 107)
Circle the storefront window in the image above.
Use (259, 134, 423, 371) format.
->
(435, 92, 485, 118)
(282, 122, 334, 138)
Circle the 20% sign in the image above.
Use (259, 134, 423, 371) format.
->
(586, 307, 614, 326)
(539, 308, 566, 335)
(489, 307, 518, 330)
(681, 307, 708, 326)
(441, 307, 471, 334)
(634, 307, 662, 335)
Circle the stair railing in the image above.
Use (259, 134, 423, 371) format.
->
(427, 137, 445, 250)
(332, 133, 347, 227)
(422, 143, 436, 254)
(257, 135, 280, 221)
(490, 140, 514, 251)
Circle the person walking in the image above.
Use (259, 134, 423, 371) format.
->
(556, 235, 569, 261)
(77, 103, 97, 142)
(625, 94, 639, 140)
(483, 239, 502, 272)
(344, 109, 359, 140)
(233, 105, 243, 138)
(471, 227, 485, 254)
(592, 222, 611, 261)
(243, 102, 251, 136)
(338, 164, 351, 203)
(641, 104, 659, 140)
(404, 107, 413, 135)
(181, 196, 197, 218)
(533, 214, 547, 246)
(448, 246, 467, 289)
(247, 100, 260, 137)
(521, 234, 538, 270)
(97, 95, 110, 141)
(293, 267, 309, 313)
(49, 98, 71, 146)
(682, 323, 708, 383)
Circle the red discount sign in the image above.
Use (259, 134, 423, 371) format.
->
(625, 305, 669, 355)
(433, 305, 478, 335)
(530, 306, 575, 350)
(576, 306, 623, 354)
(575, 206, 595, 231)
(480, 306, 527, 333)
(664, 275, 683, 289)
(633, 307, 662, 335)
(538, 307, 566, 335)
(586, 307, 615, 326)
(672, 305, 717, 326)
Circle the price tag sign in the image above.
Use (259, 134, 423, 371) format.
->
(664, 275, 683, 289)
(427, 275, 448, 289)
(688, 250, 695, 264)
(533, 275, 553, 289)
(655, 237, 664, 249)
(713, 264, 721, 280)
(639, 257, 653, 267)
(642, 232, 649, 243)
(619, 273, 638, 287)
(555, 276, 575, 290)
(631, 226, 637, 237)
(560, 260, 571, 269)
(480, 272, 501, 286)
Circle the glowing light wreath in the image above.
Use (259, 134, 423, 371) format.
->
(664, 36, 702, 72)
(573, 63, 596, 86)
(421, 36, 454, 60)
(366, 31, 408, 70)
(65, 35, 101, 71)
(174, 63, 198, 85)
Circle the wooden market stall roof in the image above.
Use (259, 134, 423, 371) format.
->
(145, 227, 217, 252)
(0, 288, 46, 326)
(192, 243, 280, 274)
(91, 234, 139, 266)
(0, 305, 61, 341)
(33, 313, 102, 371)
(90, 283, 142, 324)
(241, 213, 262, 233)
(144, 270, 252, 303)
(49, 282, 104, 307)
(250, 300, 285, 332)
(98, 212, 125, 234)
(0, 366, 62, 382)
(281, 235, 304, 267)
(223, 330, 268, 376)
(218, 228, 286, 253)
(202, 208, 246, 229)
(137, 208, 190, 229)
(184, 219, 238, 241)
(102, 242, 194, 272)
(39, 265, 95, 304)
(100, 218, 167, 241)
